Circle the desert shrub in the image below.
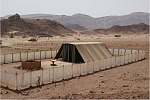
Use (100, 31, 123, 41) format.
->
(10, 33, 14, 38)
(36, 49, 39, 52)
(89, 90, 94, 93)
(28, 38, 37, 42)
(114, 35, 121, 37)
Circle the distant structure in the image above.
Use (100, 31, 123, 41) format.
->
(55, 42, 112, 63)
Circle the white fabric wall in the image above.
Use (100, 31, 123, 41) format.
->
(0, 49, 146, 90)
(13, 53, 20, 62)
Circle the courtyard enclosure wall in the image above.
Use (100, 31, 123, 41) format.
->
(0, 49, 145, 90)
(0, 50, 57, 64)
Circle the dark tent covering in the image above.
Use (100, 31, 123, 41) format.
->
(55, 42, 112, 63)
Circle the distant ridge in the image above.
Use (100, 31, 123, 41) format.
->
(2, 12, 149, 29)
(81, 23, 149, 34)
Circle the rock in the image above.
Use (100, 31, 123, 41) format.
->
(99, 75, 103, 77)
(122, 85, 129, 87)
(101, 80, 105, 83)
(21, 91, 29, 96)
(5, 91, 8, 94)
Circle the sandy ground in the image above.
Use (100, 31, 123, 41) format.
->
(0, 34, 149, 99)
(1, 59, 72, 74)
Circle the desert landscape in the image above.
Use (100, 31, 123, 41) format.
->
(0, 4, 149, 98)
(0, 30, 149, 99)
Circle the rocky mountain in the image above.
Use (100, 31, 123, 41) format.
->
(63, 23, 87, 31)
(1, 14, 75, 37)
(81, 23, 149, 34)
(2, 12, 149, 29)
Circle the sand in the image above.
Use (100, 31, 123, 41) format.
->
(0, 34, 149, 99)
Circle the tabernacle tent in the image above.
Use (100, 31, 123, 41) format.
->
(55, 42, 112, 63)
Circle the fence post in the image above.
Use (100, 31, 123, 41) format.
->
(11, 53, 13, 63)
(138, 50, 140, 61)
(40, 51, 41, 60)
(49, 68, 50, 81)
(20, 52, 21, 62)
(45, 51, 46, 59)
(51, 50, 52, 58)
(27, 51, 28, 61)
(30, 70, 32, 87)
(80, 62, 81, 76)
(99, 60, 101, 71)
(63, 65, 64, 80)
(34, 51, 35, 60)
(87, 61, 88, 74)
(15, 72, 18, 90)
(93, 60, 94, 72)
(4, 54, 5, 64)
(115, 56, 116, 67)
(42, 69, 43, 85)
(71, 63, 73, 77)
(113, 49, 114, 55)
(118, 49, 120, 56)
(53, 67, 54, 82)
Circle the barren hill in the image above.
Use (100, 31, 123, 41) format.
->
(3, 12, 149, 29)
(1, 14, 75, 37)
(81, 23, 149, 34)
(63, 23, 87, 31)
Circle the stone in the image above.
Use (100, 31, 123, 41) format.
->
(99, 75, 103, 77)
(122, 85, 129, 87)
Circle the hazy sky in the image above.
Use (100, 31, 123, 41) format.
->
(1, 0, 149, 17)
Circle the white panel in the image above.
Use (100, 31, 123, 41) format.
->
(80, 63, 87, 75)
(141, 51, 145, 59)
(13, 53, 20, 62)
(64, 65, 72, 79)
(46, 51, 51, 59)
(43, 69, 50, 82)
(52, 51, 57, 58)
(125, 54, 129, 64)
(87, 61, 94, 73)
(132, 53, 136, 62)
(116, 56, 121, 66)
(135, 53, 139, 61)
(35, 52, 40, 60)
(111, 57, 116, 67)
(5, 54, 12, 63)
(72, 64, 80, 76)
(0, 54, 4, 64)
(28, 52, 34, 60)
(94, 60, 100, 71)
(128, 54, 132, 63)
(100, 59, 105, 70)
(7, 73, 16, 87)
(120, 56, 125, 65)
(54, 66, 63, 81)
(17, 73, 23, 87)
(41, 51, 46, 59)
(31, 70, 42, 85)
(49, 68, 54, 81)
(21, 52, 27, 61)
(107, 58, 112, 69)
(23, 72, 30, 87)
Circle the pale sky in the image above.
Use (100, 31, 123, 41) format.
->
(1, 0, 149, 17)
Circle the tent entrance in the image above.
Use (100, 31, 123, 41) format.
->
(55, 44, 84, 63)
